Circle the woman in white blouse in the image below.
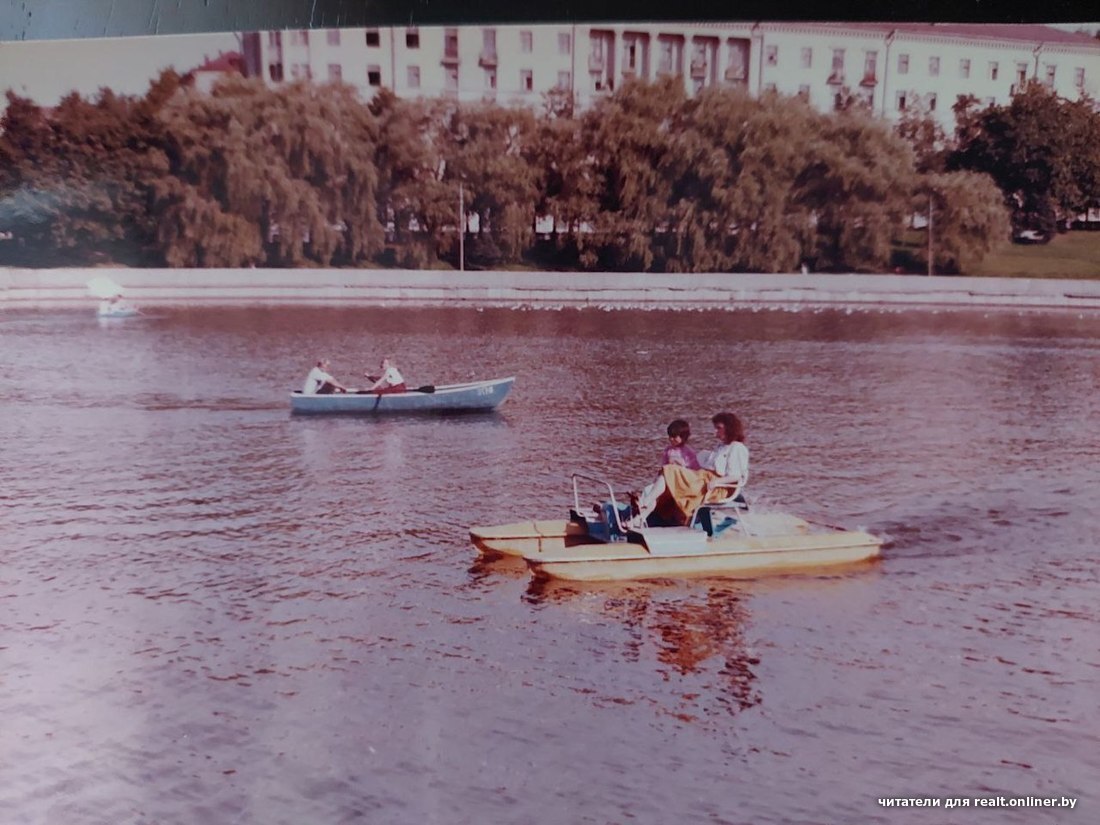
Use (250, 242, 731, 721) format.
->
(633, 412, 749, 528)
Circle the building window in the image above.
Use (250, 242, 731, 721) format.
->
(557, 70, 571, 88)
(659, 39, 676, 74)
(800, 47, 812, 69)
(267, 31, 281, 47)
(483, 28, 496, 52)
(898, 53, 908, 74)
(765, 45, 778, 66)
(366, 29, 380, 47)
(929, 56, 940, 76)
(290, 30, 309, 46)
(445, 67, 459, 91)
(1045, 64, 1056, 86)
(327, 29, 341, 46)
(484, 68, 497, 90)
(896, 91, 907, 111)
(406, 28, 420, 49)
(989, 61, 999, 80)
(520, 30, 533, 53)
(521, 69, 533, 91)
(558, 33, 571, 55)
(367, 65, 381, 86)
(327, 63, 342, 82)
(863, 51, 878, 82)
(959, 58, 970, 78)
(1075, 67, 1086, 89)
(798, 84, 810, 99)
(291, 63, 311, 80)
(828, 48, 844, 83)
(407, 65, 420, 88)
(928, 93, 937, 111)
(444, 28, 459, 58)
(1016, 62, 1028, 85)
(269, 62, 284, 82)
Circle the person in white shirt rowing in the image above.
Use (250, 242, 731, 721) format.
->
(363, 357, 408, 395)
(302, 359, 349, 395)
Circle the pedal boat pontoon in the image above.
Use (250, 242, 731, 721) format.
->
(469, 474, 883, 582)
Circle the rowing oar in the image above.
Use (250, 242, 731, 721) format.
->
(348, 385, 436, 394)
(362, 375, 434, 394)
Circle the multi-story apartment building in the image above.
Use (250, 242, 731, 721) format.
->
(241, 22, 1100, 129)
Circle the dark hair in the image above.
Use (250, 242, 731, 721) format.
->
(666, 419, 691, 442)
(711, 412, 744, 444)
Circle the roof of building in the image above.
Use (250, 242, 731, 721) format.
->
(634, 21, 1099, 48)
(787, 22, 1100, 47)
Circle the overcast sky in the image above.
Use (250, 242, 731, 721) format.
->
(0, 31, 239, 107)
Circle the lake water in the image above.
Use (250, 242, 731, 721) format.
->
(1, 304, 1097, 824)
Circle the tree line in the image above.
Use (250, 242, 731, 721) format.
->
(1, 71, 1096, 273)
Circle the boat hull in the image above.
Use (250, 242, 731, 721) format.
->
(470, 515, 882, 582)
(290, 377, 514, 414)
(470, 520, 590, 556)
(97, 308, 140, 318)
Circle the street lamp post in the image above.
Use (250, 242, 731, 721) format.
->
(458, 180, 465, 272)
(927, 190, 934, 277)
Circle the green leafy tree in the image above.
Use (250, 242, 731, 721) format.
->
(583, 77, 686, 270)
(529, 106, 601, 268)
(799, 109, 918, 271)
(0, 83, 172, 265)
(950, 82, 1100, 239)
(440, 103, 539, 267)
(153, 77, 383, 267)
(896, 96, 950, 173)
(919, 171, 1011, 273)
(370, 90, 455, 268)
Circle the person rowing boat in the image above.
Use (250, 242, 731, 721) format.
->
(361, 357, 408, 395)
(302, 359, 349, 395)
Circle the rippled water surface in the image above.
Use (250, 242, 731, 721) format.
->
(1, 305, 1098, 824)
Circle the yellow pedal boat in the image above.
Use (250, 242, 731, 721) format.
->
(469, 474, 883, 582)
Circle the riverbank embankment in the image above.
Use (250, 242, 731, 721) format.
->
(3, 267, 1100, 311)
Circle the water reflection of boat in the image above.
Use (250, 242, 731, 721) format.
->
(470, 473, 882, 582)
(289, 377, 515, 414)
(520, 580, 763, 716)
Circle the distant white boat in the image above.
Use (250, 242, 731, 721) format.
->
(87, 275, 124, 299)
(97, 301, 141, 318)
(88, 277, 139, 317)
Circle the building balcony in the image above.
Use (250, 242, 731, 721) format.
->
(588, 53, 606, 72)
(478, 51, 498, 68)
(724, 66, 747, 82)
(860, 73, 877, 87)
(826, 71, 846, 86)
(690, 59, 708, 78)
(441, 51, 460, 65)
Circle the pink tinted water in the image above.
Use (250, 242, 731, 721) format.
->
(1, 305, 1097, 824)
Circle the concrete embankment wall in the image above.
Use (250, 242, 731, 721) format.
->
(2, 267, 1100, 310)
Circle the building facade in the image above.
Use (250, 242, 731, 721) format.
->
(240, 22, 1100, 128)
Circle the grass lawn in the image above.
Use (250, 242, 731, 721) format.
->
(968, 231, 1100, 279)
